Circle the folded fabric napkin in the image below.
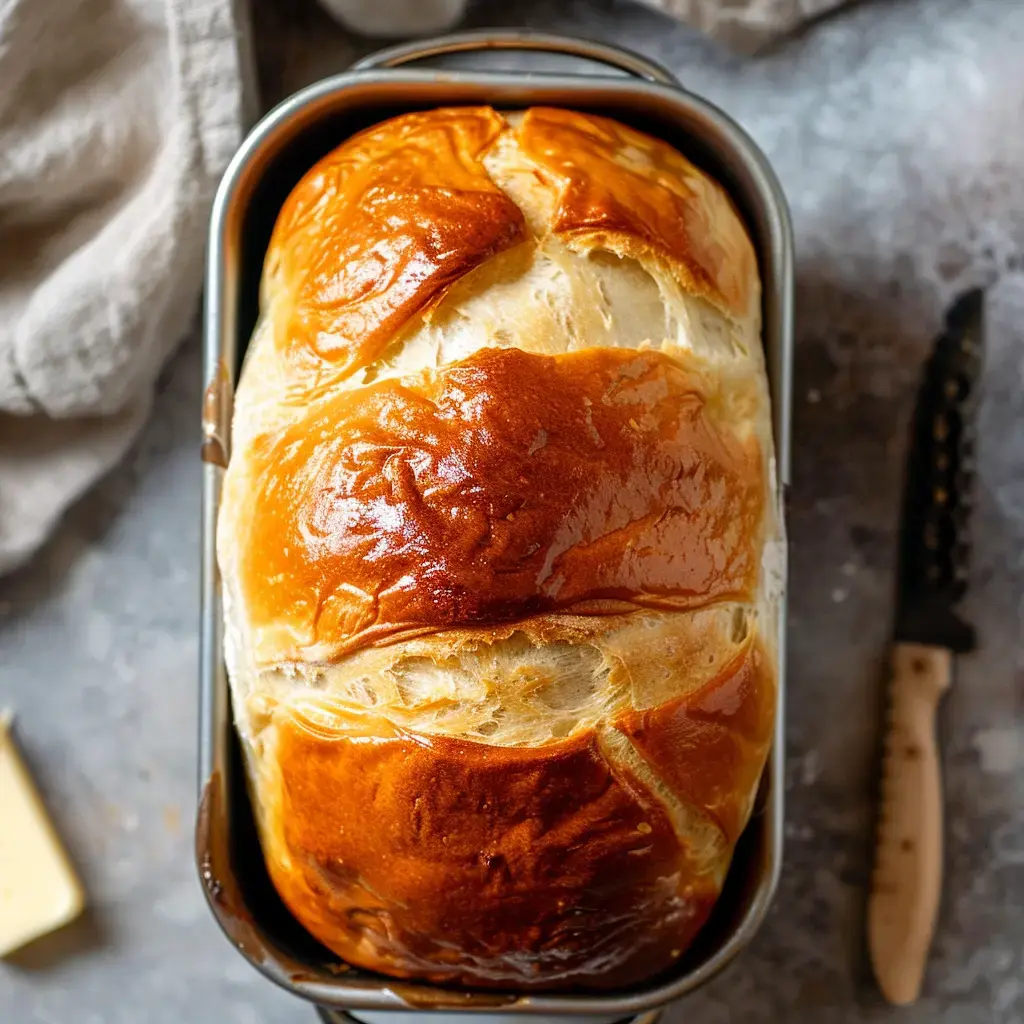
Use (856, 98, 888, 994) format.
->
(317, 0, 850, 49)
(637, 0, 849, 50)
(0, 0, 246, 574)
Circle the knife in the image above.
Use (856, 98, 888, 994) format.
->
(867, 288, 984, 1006)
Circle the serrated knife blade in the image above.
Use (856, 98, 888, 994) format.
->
(894, 288, 983, 653)
(868, 288, 984, 1006)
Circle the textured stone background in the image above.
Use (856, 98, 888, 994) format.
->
(2, 0, 1022, 1021)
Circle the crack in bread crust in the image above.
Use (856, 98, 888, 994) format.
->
(239, 604, 761, 750)
(596, 725, 729, 884)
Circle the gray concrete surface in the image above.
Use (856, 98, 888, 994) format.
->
(2, 0, 1022, 1021)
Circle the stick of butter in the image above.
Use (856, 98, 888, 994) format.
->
(0, 711, 85, 957)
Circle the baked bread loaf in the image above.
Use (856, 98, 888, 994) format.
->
(218, 106, 782, 991)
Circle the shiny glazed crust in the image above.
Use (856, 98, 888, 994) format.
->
(218, 106, 781, 991)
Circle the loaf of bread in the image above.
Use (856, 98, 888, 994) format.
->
(218, 106, 782, 991)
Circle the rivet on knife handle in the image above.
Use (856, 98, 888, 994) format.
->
(868, 642, 950, 1005)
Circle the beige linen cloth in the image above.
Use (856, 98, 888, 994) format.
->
(638, 0, 847, 51)
(0, 0, 836, 577)
(0, 0, 246, 574)
(319, 0, 849, 50)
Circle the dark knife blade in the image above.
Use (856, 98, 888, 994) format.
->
(894, 288, 984, 653)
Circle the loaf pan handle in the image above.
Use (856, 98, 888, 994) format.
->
(352, 29, 680, 87)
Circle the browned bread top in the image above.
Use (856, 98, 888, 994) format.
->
(262, 106, 754, 388)
(218, 105, 780, 992)
(259, 637, 773, 990)
(240, 345, 763, 662)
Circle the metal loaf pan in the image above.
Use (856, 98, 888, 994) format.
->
(198, 30, 793, 1020)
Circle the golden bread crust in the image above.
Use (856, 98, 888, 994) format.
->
(262, 708, 722, 989)
(239, 346, 763, 664)
(218, 105, 779, 991)
(265, 107, 526, 382)
(517, 107, 756, 320)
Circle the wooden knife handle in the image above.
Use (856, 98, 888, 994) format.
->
(868, 642, 951, 1005)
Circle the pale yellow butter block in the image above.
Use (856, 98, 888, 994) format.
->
(0, 711, 85, 957)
